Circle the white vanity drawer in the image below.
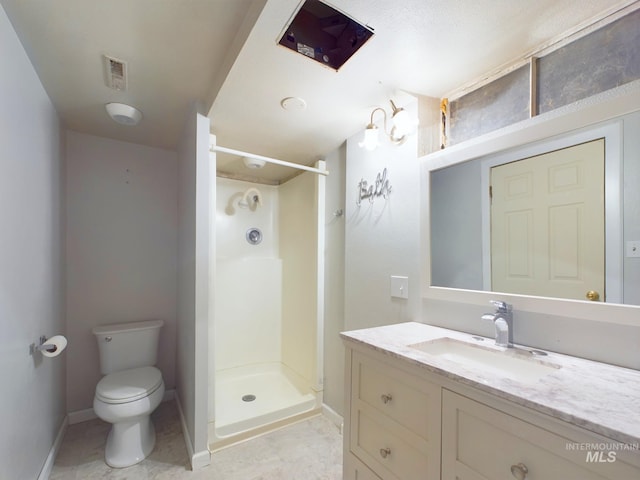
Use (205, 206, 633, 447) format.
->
(345, 453, 383, 480)
(442, 389, 640, 480)
(353, 350, 440, 441)
(349, 350, 441, 480)
(352, 408, 429, 480)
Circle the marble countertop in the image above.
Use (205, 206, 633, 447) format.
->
(341, 322, 640, 446)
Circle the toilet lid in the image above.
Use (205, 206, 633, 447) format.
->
(96, 366, 163, 404)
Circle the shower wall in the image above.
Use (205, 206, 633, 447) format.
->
(214, 172, 320, 389)
(279, 172, 318, 390)
(216, 178, 279, 258)
(211, 169, 323, 445)
(215, 177, 281, 371)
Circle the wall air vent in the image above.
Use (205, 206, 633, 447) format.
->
(103, 55, 128, 91)
(278, 0, 374, 71)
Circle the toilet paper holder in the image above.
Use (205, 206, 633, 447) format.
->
(29, 335, 58, 355)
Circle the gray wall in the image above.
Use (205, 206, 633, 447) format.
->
(321, 100, 422, 417)
(65, 131, 178, 413)
(176, 107, 211, 467)
(430, 159, 483, 289)
(623, 111, 640, 305)
(322, 145, 346, 416)
(0, 5, 65, 479)
(422, 298, 640, 370)
(344, 100, 422, 330)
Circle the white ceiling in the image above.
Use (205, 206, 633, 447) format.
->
(2, 0, 633, 183)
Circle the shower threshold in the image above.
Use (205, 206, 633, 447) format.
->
(213, 363, 318, 440)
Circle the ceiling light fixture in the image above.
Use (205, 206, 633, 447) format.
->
(280, 96, 307, 111)
(243, 156, 266, 169)
(359, 100, 418, 151)
(105, 102, 142, 126)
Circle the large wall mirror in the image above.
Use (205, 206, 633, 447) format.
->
(421, 83, 640, 326)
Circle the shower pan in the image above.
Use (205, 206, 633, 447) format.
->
(209, 169, 325, 449)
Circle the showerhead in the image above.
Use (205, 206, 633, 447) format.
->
(239, 187, 262, 209)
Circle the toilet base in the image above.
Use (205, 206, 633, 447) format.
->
(93, 374, 164, 468)
(105, 415, 156, 468)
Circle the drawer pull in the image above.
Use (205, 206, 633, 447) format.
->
(380, 394, 393, 404)
(379, 447, 391, 459)
(510, 463, 528, 480)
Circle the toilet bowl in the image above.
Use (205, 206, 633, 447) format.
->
(93, 366, 165, 468)
(92, 319, 164, 468)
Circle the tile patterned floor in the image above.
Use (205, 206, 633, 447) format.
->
(50, 401, 343, 479)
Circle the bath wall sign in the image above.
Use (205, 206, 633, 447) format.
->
(356, 168, 392, 206)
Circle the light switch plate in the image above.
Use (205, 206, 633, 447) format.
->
(390, 276, 409, 299)
(626, 240, 640, 258)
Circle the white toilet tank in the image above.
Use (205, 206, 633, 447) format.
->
(92, 319, 164, 375)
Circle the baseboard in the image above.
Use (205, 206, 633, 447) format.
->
(37, 416, 68, 480)
(162, 389, 175, 402)
(68, 407, 96, 425)
(67, 389, 176, 425)
(322, 403, 344, 435)
(191, 449, 212, 470)
(175, 393, 211, 470)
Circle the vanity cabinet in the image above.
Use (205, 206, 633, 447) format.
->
(345, 349, 442, 480)
(441, 390, 639, 480)
(343, 340, 640, 480)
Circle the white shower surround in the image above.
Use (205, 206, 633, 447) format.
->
(215, 178, 283, 376)
(214, 363, 316, 439)
(216, 257, 283, 369)
(210, 173, 324, 447)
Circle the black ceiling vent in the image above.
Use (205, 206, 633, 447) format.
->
(278, 0, 374, 71)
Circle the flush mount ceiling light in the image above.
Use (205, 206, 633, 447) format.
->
(278, 0, 374, 71)
(359, 100, 418, 151)
(243, 156, 266, 169)
(280, 96, 307, 111)
(105, 102, 142, 126)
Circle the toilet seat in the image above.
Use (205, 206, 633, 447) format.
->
(96, 366, 163, 404)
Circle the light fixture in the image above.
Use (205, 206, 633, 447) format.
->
(280, 96, 307, 111)
(359, 100, 418, 151)
(105, 102, 142, 126)
(243, 156, 266, 169)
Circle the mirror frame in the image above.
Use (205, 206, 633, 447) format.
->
(420, 81, 640, 327)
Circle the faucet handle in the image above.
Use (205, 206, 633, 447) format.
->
(490, 300, 512, 312)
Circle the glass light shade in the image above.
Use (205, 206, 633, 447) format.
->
(105, 103, 142, 126)
(360, 125, 380, 151)
(391, 108, 413, 136)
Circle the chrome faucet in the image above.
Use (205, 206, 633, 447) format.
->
(482, 301, 514, 348)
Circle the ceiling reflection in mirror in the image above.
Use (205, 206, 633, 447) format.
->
(429, 111, 640, 306)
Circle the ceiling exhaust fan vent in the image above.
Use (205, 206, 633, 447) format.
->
(278, 0, 374, 71)
(103, 55, 128, 91)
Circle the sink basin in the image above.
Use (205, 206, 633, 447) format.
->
(408, 337, 560, 383)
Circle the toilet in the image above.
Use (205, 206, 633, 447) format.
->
(92, 319, 165, 468)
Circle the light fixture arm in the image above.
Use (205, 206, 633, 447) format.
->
(388, 100, 410, 144)
(366, 107, 388, 132)
(362, 101, 409, 149)
(360, 99, 418, 151)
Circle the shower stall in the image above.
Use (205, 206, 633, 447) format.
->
(208, 147, 326, 449)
